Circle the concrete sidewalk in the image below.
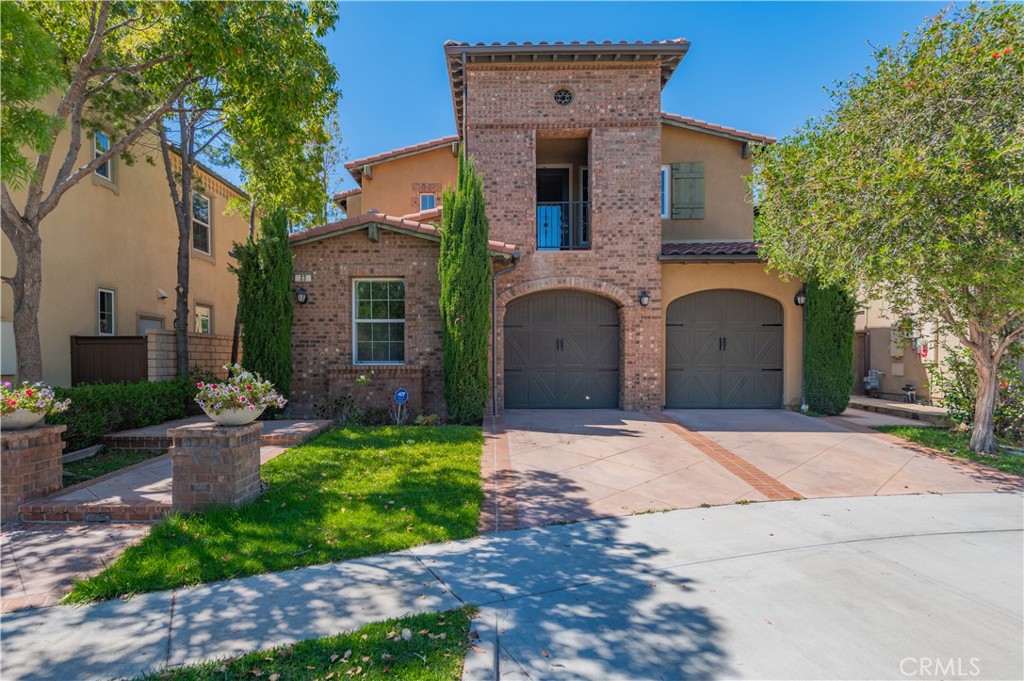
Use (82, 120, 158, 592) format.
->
(1, 493, 1021, 680)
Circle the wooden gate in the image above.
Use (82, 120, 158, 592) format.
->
(70, 336, 148, 385)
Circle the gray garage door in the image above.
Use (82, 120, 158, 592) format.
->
(666, 290, 783, 408)
(504, 291, 619, 408)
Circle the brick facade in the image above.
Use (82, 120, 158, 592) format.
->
(1, 424, 66, 520)
(467, 63, 665, 410)
(290, 229, 444, 417)
(169, 422, 262, 512)
(147, 329, 236, 381)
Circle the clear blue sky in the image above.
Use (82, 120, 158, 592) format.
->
(220, 2, 952, 192)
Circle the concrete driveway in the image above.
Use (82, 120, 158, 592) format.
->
(494, 409, 1020, 529)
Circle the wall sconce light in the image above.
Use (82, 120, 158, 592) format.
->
(294, 287, 308, 305)
(638, 290, 651, 307)
(157, 288, 168, 300)
(794, 288, 808, 307)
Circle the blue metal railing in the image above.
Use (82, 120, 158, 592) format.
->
(536, 201, 590, 250)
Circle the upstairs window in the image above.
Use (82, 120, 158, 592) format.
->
(353, 279, 405, 364)
(670, 162, 705, 219)
(94, 131, 111, 180)
(98, 288, 115, 335)
(419, 193, 436, 211)
(192, 193, 211, 254)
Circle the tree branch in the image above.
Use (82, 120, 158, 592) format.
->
(91, 52, 180, 77)
(38, 77, 198, 221)
(193, 125, 226, 158)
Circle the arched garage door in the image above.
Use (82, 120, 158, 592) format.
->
(504, 291, 619, 408)
(666, 290, 783, 408)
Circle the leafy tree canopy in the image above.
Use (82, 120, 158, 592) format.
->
(753, 2, 1024, 452)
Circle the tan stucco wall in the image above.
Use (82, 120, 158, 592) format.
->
(358, 146, 458, 217)
(854, 298, 947, 401)
(660, 124, 754, 242)
(1, 125, 249, 386)
(661, 263, 804, 407)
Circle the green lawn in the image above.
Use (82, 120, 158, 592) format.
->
(65, 426, 483, 603)
(135, 606, 477, 681)
(873, 425, 1024, 476)
(62, 449, 165, 484)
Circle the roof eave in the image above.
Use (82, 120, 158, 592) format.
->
(658, 254, 763, 264)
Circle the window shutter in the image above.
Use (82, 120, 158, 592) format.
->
(671, 162, 705, 219)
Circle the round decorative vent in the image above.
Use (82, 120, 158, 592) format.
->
(553, 87, 574, 106)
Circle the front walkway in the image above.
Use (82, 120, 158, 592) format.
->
(2, 494, 1020, 680)
(480, 409, 1020, 531)
(1, 418, 331, 613)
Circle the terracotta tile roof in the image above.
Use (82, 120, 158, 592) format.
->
(332, 187, 361, 202)
(662, 113, 776, 144)
(660, 241, 762, 260)
(345, 136, 460, 184)
(401, 206, 443, 223)
(446, 39, 691, 136)
(290, 209, 516, 257)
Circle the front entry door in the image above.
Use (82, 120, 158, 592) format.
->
(504, 290, 619, 408)
(666, 290, 784, 408)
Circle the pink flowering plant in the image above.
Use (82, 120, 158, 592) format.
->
(1, 381, 71, 416)
(194, 364, 287, 415)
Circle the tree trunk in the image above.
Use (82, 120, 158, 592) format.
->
(175, 217, 191, 377)
(969, 352, 998, 454)
(6, 227, 44, 382)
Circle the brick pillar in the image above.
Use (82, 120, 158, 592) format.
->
(1, 425, 66, 520)
(169, 422, 262, 513)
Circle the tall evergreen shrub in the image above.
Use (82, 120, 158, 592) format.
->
(231, 208, 294, 400)
(439, 154, 491, 424)
(803, 280, 857, 415)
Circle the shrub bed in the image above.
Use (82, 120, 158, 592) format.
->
(50, 377, 193, 451)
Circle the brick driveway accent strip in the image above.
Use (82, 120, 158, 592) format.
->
(480, 415, 519, 533)
(653, 412, 803, 501)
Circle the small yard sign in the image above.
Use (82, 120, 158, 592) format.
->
(395, 388, 409, 405)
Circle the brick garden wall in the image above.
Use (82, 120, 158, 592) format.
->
(290, 229, 444, 418)
(466, 62, 665, 410)
(147, 329, 235, 381)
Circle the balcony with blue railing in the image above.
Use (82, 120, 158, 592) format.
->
(536, 201, 590, 251)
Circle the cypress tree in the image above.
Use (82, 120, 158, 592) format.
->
(231, 208, 294, 402)
(439, 154, 491, 424)
(803, 280, 856, 415)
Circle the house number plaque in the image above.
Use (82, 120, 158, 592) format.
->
(293, 272, 312, 283)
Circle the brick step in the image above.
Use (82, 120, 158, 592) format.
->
(18, 500, 168, 523)
(848, 401, 948, 426)
(102, 420, 332, 451)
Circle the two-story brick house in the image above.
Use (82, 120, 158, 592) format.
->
(290, 39, 803, 417)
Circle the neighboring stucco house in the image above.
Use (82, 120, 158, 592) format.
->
(1, 116, 249, 387)
(290, 39, 803, 417)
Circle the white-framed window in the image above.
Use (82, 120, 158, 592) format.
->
(353, 279, 405, 364)
(194, 305, 212, 334)
(660, 164, 671, 219)
(94, 131, 112, 180)
(419, 193, 436, 211)
(98, 288, 115, 335)
(192, 193, 211, 254)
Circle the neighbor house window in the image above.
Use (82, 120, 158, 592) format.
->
(419, 193, 436, 211)
(94, 131, 111, 180)
(194, 305, 211, 334)
(353, 279, 405, 364)
(98, 289, 115, 335)
(192, 193, 211, 254)
(660, 165, 671, 219)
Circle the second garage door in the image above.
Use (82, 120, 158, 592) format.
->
(666, 289, 784, 408)
(504, 291, 619, 408)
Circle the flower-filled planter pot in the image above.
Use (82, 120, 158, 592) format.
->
(194, 364, 286, 428)
(203, 406, 266, 427)
(1, 408, 45, 431)
(2, 381, 70, 431)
